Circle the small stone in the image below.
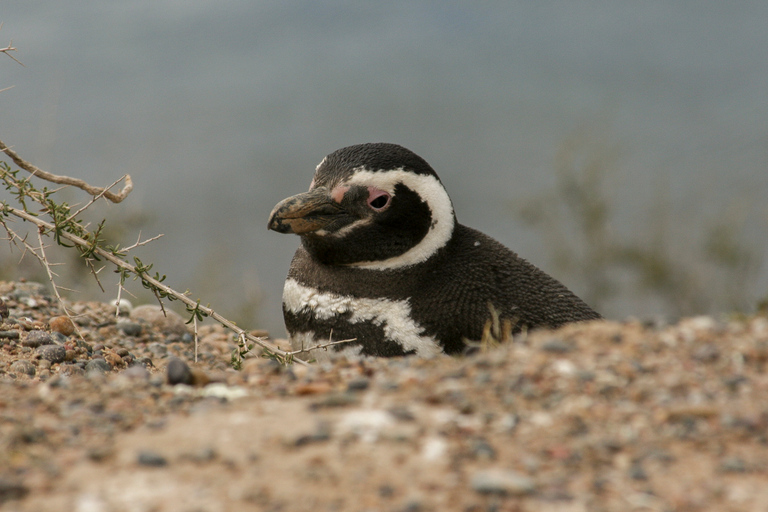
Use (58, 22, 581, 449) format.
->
(0, 330, 20, 340)
(22, 330, 54, 348)
(629, 463, 648, 480)
(347, 378, 370, 392)
(148, 342, 168, 357)
(38, 359, 52, 370)
(49, 316, 76, 336)
(135, 357, 154, 368)
(180, 446, 217, 463)
(719, 457, 747, 473)
(130, 305, 189, 335)
(59, 364, 85, 376)
(310, 392, 359, 409)
(115, 298, 133, 316)
(85, 359, 112, 375)
(292, 421, 332, 447)
(167, 357, 193, 385)
(471, 469, 536, 496)
(9, 359, 35, 377)
(36, 344, 66, 363)
(541, 338, 573, 353)
(137, 450, 168, 467)
(123, 364, 150, 380)
(189, 368, 210, 387)
(117, 321, 143, 337)
(470, 439, 497, 460)
(0, 299, 8, 320)
(51, 332, 68, 344)
(692, 343, 720, 362)
(0, 477, 29, 502)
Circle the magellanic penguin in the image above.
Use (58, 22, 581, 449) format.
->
(268, 143, 601, 358)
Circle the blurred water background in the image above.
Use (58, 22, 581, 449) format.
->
(2, 2, 767, 337)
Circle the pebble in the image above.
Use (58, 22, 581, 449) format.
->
(36, 344, 67, 363)
(137, 450, 168, 467)
(115, 298, 133, 316)
(719, 457, 747, 473)
(130, 305, 189, 335)
(117, 321, 143, 337)
(470, 438, 497, 460)
(22, 330, 54, 348)
(167, 357, 194, 385)
(49, 316, 76, 336)
(541, 338, 573, 353)
(346, 377, 370, 392)
(0, 477, 30, 502)
(9, 359, 35, 377)
(85, 359, 112, 375)
(122, 364, 151, 380)
(470, 469, 536, 496)
(148, 343, 168, 357)
(0, 330, 19, 339)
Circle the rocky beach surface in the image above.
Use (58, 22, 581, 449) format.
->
(1, 280, 767, 511)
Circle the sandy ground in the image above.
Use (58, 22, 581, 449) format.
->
(1, 280, 768, 512)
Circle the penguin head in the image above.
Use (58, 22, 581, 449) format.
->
(268, 143, 455, 269)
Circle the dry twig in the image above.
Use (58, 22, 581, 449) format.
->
(0, 139, 133, 203)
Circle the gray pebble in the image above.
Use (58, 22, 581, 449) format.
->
(59, 364, 85, 376)
(0, 477, 29, 502)
(720, 457, 747, 473)
(117, 321, 143, 337)
(148, 342, 168, 357)
(22, 330, 54, 348)
(116, 298, 133, 316)
(135, 357, 154, 368)
(0, 330, 20, 340)
(470, 439, 497, 460)
(85, 359, 112, 375)
(540, 338, 573, 353)
(51, 332, 68, 344)
(9, 359, 35, 377)
(471, 469, 536, 496)
(346, 378, 370, 392)
(137, 450, 168, 467)
(123, 364, 151, 380)
(167, 357, 193, 385)
(36, 344, 66, 363)
(628, 463, 648, 480)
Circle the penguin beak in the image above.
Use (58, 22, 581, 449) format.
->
(268, 187, 344, 234)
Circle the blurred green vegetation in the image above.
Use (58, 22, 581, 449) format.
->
(517, 122, 766, 320)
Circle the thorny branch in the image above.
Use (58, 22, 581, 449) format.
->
(0, 140, 311, 366)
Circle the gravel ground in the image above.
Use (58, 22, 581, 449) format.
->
(1, 279, 768, 512)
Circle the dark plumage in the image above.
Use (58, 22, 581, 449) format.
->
(268, 143, 600, 358)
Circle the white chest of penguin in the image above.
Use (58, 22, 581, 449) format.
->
(282, 278, 442, 358)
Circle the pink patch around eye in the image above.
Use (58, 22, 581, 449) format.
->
(367, 187, 391, 211)
(331, 185, 350, 203)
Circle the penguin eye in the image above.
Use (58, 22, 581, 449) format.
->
(367, 188, 391, 211)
